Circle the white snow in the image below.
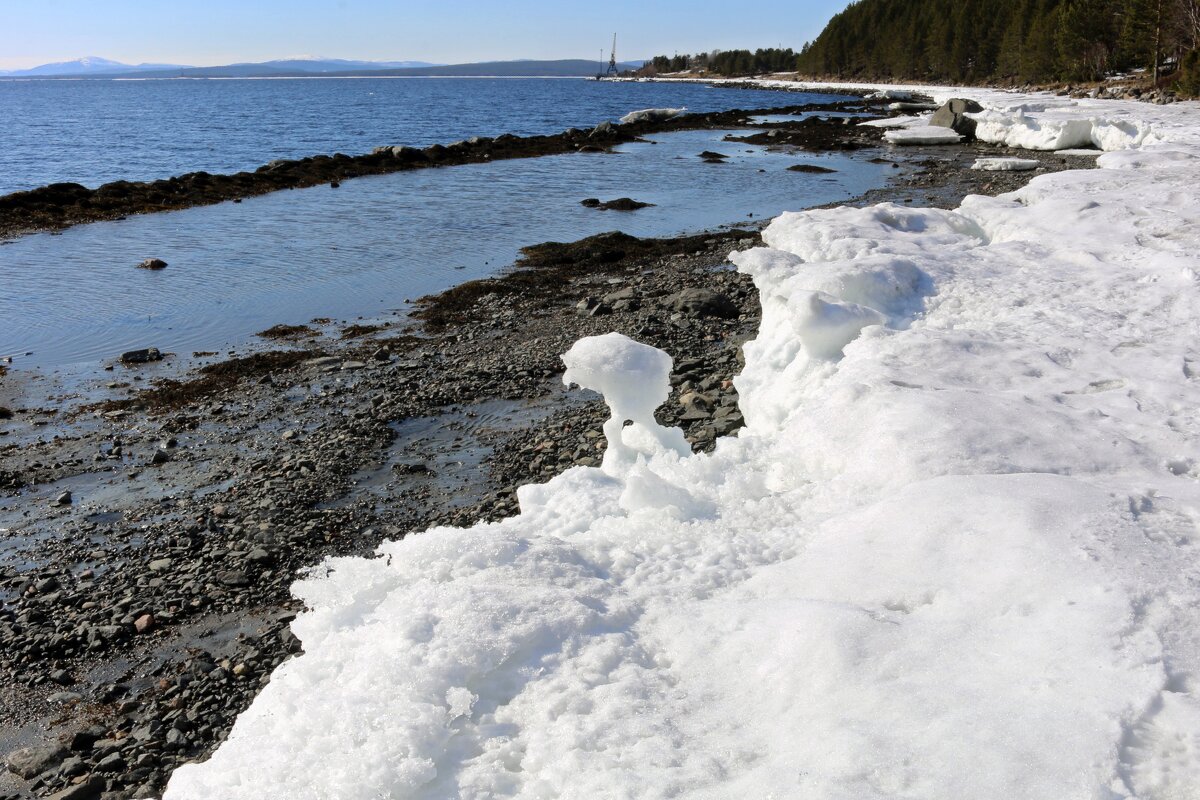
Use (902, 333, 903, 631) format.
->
(971, 157, 1039, 171)
(883, 126, 964, 145)
(618, 107, 686, 124)
(164, 89, 1200, 800)
(858, 114, 925, 128)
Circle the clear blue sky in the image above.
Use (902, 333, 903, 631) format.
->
(0, 0, 852, 70)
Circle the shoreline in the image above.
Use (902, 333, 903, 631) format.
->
(0, 97, 884, 241)
(0, 115, 1100, 797)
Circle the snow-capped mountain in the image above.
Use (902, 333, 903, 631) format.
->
(0, 57, 192, 76)
(0, 56, 440, 78)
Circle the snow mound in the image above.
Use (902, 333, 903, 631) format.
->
(560, 333, 690, 475)
(619, 107, 685, 125)
(867, 89, 914, 100)
(972, 108, 1152, 151)
(971, 157, 1039, 171)
(884, 126, 963, 145)
(164, 92, 1200, 800)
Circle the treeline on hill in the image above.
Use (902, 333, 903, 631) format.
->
(644, 0, 1200, 93)
(647, 48, 797, 76)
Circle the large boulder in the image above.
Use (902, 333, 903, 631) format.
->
(119, 347, 162, 364)
(665, 288, 739, 319)
(6, 744, 68, 779)
(930, 98, 984, 140)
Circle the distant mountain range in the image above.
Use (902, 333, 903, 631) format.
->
(0, 56, 193, 76)
(0, 56, 645, 79)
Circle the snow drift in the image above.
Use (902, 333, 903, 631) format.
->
(971, 157, 1039, 171)
(618, 107, 685, 125)
(164, 93, 1200, 799)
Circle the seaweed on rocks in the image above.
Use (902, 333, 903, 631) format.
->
(97, 350, 322, 414)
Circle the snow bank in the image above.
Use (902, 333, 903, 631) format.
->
(164, 93, 1200, 800)
(972, 107, 1153, 151)
(618, 107, 685, 125)
(883, 126, 963, 145)
(971, 157, 1039, 171)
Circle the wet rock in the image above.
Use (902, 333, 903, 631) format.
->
(53, 490, 73, 506)
(5, 744, 68, 779)
(136, 258, 168, 270)
(581, 197, 653, 211)
(589, 121, 615, 137)
(120, 347, 163, 364)
(788, 164, 838, 173)
(0, 407, 12, 420)
(665, 288, 739, 319)
(699, 150, 728, 162)
(150, 449, 170, 466)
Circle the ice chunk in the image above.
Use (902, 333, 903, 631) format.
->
(618, 107, 686, 125)
(561, 332, 690, 474)
(971, 157, 1039, 171)
(884, 127, 963, 145)
(858, 114, 924, 128)
(972, 108, 1152, 151)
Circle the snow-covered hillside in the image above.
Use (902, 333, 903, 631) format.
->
(164, 90, 1200, 799)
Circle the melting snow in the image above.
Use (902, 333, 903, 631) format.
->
(164, 88, 1200, 799)
(972, 157, 1039, 171)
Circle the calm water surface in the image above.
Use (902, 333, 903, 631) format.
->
(1, 126, 890, 367)
(0, 78, 846, 193)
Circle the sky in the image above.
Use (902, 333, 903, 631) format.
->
(0, 0, 852, 70)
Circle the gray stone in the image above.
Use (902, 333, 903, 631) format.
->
(218, 570, 251, 587)
(5, 744, 68, 779)
(46, 777, 105, 800)
(53, 490, 72, 506)
(930, 98, 983, 140)
(96, 752, 125, 772)
(119, 348, 162, 364)
(665, 288, 739, 319)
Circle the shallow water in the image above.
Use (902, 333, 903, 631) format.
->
(0, 78, 844, 194)
(1, 128, 890, 368)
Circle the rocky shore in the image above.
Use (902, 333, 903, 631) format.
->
(0, 113, 1099, 798)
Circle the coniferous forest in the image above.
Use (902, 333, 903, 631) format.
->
(645, 0, 1200, 93)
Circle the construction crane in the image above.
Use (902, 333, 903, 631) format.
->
(605, 33, 619, 77)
